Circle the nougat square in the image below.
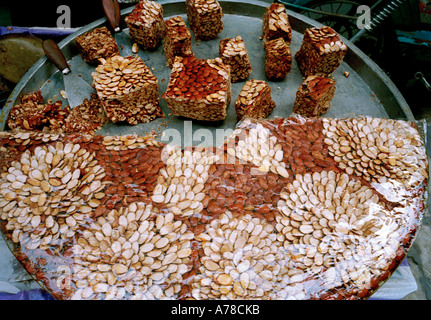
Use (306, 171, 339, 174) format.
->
(235, 79, 276, 121)
(295, 26, 347, 77)
(163, 16, 194, 68)
(162, 56, 231, 121)
(293, 75, 336, 117)
(262, 3, 292, 44)
(125, 0, 165, 50)
(219, 36, 252, 82)
(75, 26, 120, 64)
(92, 55, 163, 125)
(264, 37, 292, 81)
(186, 0, 223, 40)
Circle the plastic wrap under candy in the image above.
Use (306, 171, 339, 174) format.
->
(0, 114, 428, 300)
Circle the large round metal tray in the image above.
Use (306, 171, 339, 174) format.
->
(0, 0, 422, 301)
(0, 0, 414, 145)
